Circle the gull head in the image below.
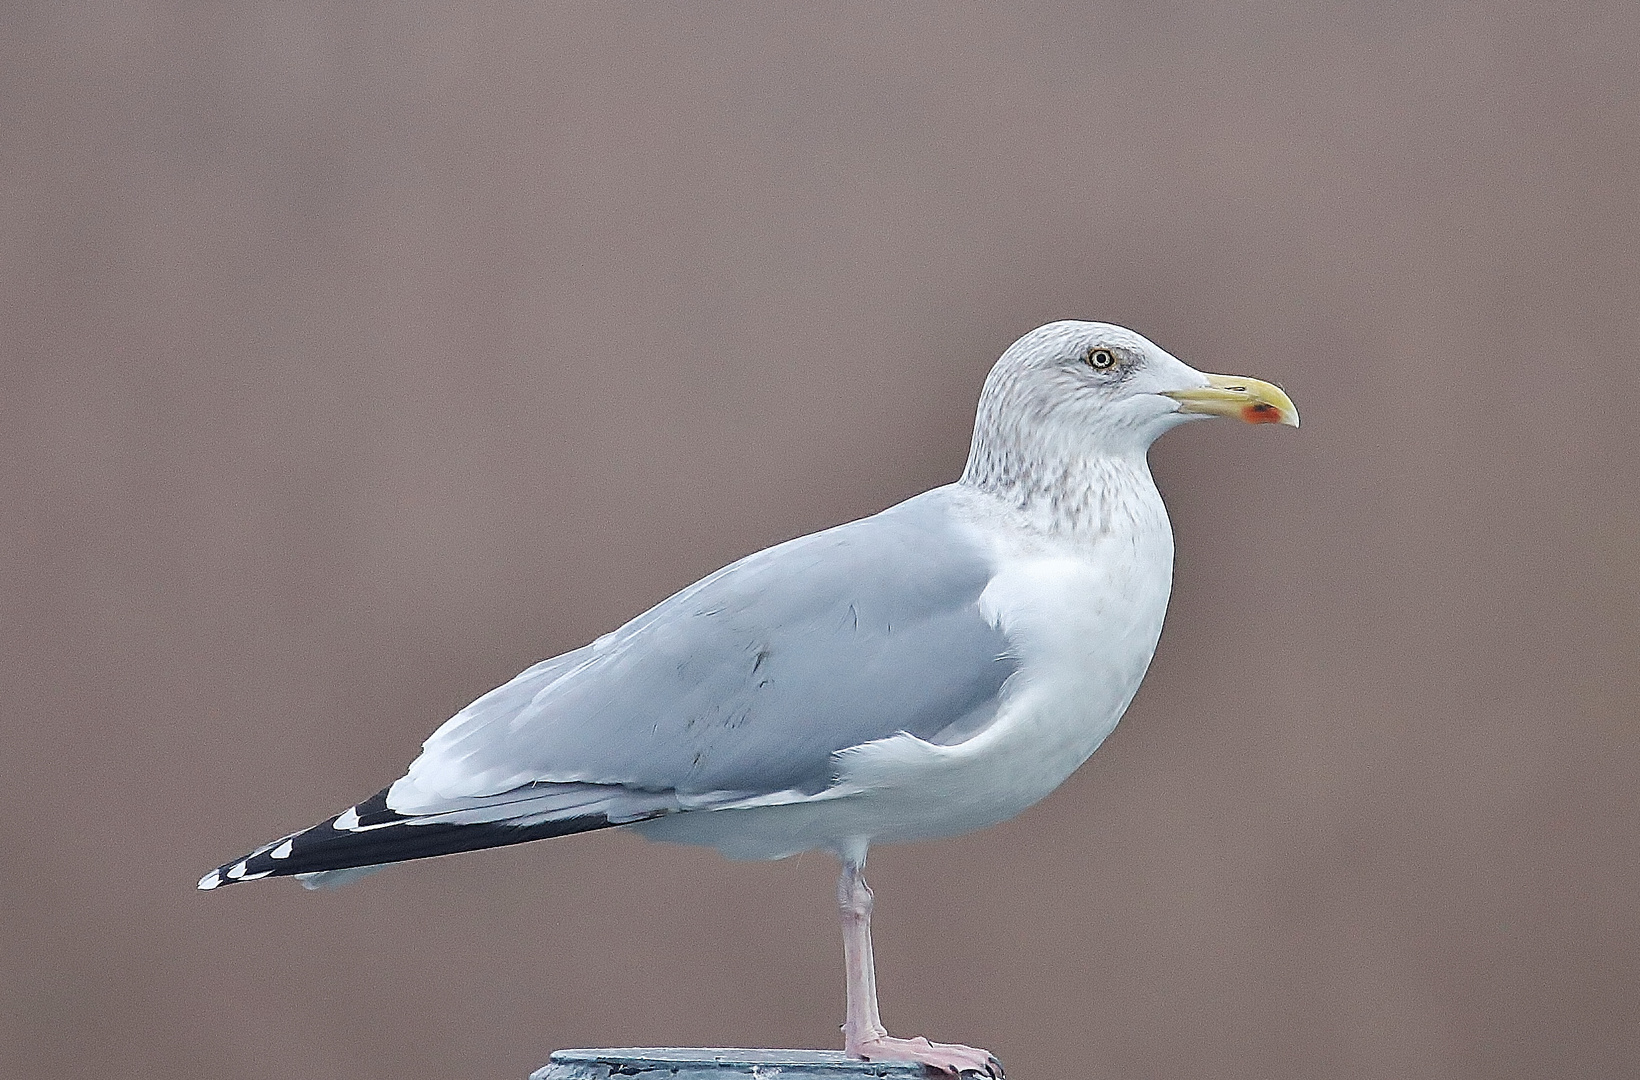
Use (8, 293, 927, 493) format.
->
(968, 320, 1298, 465)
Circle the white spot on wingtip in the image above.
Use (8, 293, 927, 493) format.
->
(198, 871, 222, 890)
(333, 807, 361, 831)
(239, 869, 273, 881)
(271, 839, 294, 859)
(227, 860, 250, 880)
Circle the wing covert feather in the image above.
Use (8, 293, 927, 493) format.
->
(391, 488, 1016, 812)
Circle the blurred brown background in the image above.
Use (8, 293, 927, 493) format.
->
(4, 4, 1638, 1079)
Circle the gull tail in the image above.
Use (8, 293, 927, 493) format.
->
(196, 784, 660, 892)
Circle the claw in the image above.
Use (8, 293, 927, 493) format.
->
(962, 1054, 1004, 1080)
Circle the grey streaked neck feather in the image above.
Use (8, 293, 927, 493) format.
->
(958, 366, 1163, 539)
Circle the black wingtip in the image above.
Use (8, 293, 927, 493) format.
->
(198, 786, 632, 891)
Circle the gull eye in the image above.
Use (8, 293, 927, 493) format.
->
(1086, 348, 1117, 370)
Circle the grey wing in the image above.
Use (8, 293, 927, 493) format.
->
(386, 486, 1017, 817)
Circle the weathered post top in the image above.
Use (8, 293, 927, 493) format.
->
(533, 1048, 932, 1080)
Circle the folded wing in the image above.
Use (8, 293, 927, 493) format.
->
(199, 487, 1017, 889)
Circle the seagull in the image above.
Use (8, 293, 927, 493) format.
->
(199, 320, 1297, 1075)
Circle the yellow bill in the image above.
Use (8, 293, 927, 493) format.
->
(1163, 373, 1299, 428)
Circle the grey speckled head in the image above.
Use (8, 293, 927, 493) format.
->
(959, 320, 1296, 500)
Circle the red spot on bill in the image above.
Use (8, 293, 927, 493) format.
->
(1243, 402, 1283, 424)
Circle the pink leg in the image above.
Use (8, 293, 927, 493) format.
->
(837, 859, 1003, 1077)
